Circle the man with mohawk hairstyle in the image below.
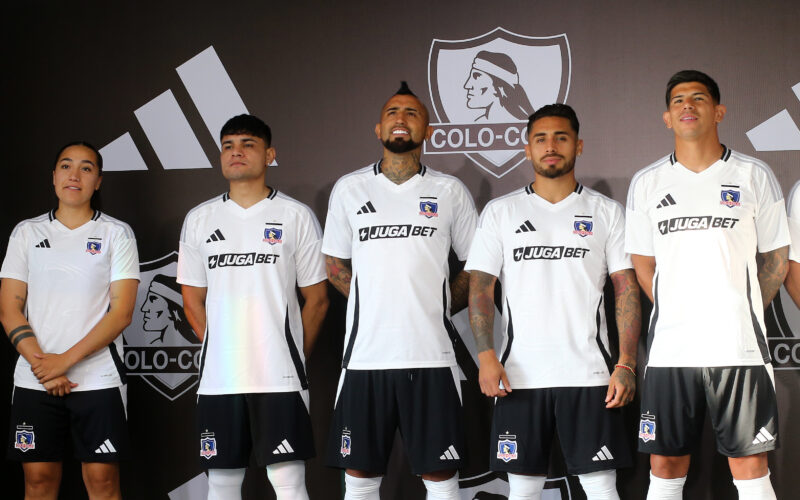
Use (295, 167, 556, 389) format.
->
(323, 82, 478, 499)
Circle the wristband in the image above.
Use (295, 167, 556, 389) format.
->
(615, 363, 636, 376)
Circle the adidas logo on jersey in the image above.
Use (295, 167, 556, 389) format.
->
(752, 427, 776, 445)
(272, 439, 295, 455)
(206, 229, 225, 243)
(356, 201, 376, 214)
(35, 239, 51, 248)
(515, 220, 536, 233)
(439, 445, 460, 461)
(656, 194, 677, 208)
(95, 439, 117, 454)
(591, 445, 614, 462)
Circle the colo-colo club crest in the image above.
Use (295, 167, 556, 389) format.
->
(426, 27, 572, 178)
(121, 251, 202, 400)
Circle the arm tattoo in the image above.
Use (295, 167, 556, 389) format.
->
(325, 256, 352, 298)
(468, 271, 497, 353)
(8, 324, 35, 348)
(450, 270, 470, 314)
(611, 270, 641, 366)
(14, 294, 26, 305)
(757, 246, 789, 309)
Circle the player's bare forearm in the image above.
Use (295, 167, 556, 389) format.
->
(300, 281, 330, 357)
(450, 269, 470, 315)
(33, 279, 138, 383)
(325, 255, 352, 298)
(469, 270, 497, 353)
(784, 261, 800, 308)
(611, 269, 641, 368)
(0, 278, 46, 364)
(182, 285, 208, 342)
(758, 246, 789, 309)
(631, 254, 655, 303)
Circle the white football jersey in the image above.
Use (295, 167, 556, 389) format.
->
(466, 183, 631, 389)
(177, 189, 326, 395)
(1, 210, 140, 391)
(788, 181, 800, 263)
(625, 147, 789, 367)
(322, 163, 477, 369)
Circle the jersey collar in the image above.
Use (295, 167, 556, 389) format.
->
(669, 144, 731, 166)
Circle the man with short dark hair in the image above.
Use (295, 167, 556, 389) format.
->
(178, 114, 329, 499)
(468, 103, 640, 499)
(323, 82, 477, 500)
(625, 70, 788, 500)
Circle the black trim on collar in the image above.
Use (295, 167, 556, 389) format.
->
(525, 183, 534, 195)
(669, 152, 677, 165)
(267, 186, 278, 200)
(48, 209, 56, 221)
(670, 144, 730, 165)
(574, 183, 583, 194)
(374, 161, 382, 175)
(222, 193, 230, 202)
(92, 210, 101, 221)
(420, 164, 427, 177)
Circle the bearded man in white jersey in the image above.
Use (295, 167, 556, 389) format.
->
(322, 82, 478, 500)
(466, 104, 641, 500)
(625, 70, 789, 500)
(178, 114, 329, 500)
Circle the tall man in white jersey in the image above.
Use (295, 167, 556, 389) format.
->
(178, 114, 329, 500)
(322, 82, 478, 500)
(625, 70, 789, 500)
(467, 104, 641, 500)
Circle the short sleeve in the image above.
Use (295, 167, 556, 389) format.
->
(606, 203, 632, 274)
(788, 182, 800, 263)
(624, 177, 654, 256)
(464, 204, 503, 277)
(753, 167, 790, 253)
(450, 181, 478, 261)
(295, 207, 327, 287)
(110, 233, 140, 282)
(177, 213, 207, 287)
(321, 182, 353, 259)
(0, 225, 29, 283)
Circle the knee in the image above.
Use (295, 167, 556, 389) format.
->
(421, 469, 457, 482)
(82, 465, 119, 497)
(266, 461, 307, 494)
(24, 467, 61, 496)
(650, 455, 690, 479)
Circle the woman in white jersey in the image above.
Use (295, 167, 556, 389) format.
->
(0, 142, 139, 499)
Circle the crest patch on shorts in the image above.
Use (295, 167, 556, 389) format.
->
(639, 413, 656, 442)
(14, 424, 35, 452)
(340, 429, 352, 457)
(496, 433, 518, 462)
(200, 431, 217, 459)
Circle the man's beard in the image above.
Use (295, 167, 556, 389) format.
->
(383, 137, 422, 154)
(533, 155, 575, 179)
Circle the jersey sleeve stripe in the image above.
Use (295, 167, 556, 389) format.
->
(593, 296, 613, 374)
(341, 277, 360, 369)
(499, 299, 514, 366)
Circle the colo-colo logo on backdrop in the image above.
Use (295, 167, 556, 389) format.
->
(426, 27, 572, 178)
(121, 252, 202, 400)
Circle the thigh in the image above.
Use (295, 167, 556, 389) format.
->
(326, 369, 398, 474)
(248, 391, 315, 466)
(490, 388, 555, 475)
(638, 367, 706, 456)
(396, 367, 465, 475)
(67, 386, 130, 463)
(7, 387, 69, 462)
(554, 386, 633, 474)
(705, 365, 779, 457)
(196, 393, 251, 468)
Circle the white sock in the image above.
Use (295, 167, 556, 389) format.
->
(422, 473, 459, 500)
(344, 474, 382, 500)
(207, 468, 245, 500)
(507, 473, 546, 500)
(646, 472, 686, 500)
(266, 461, 308, 500)
(733, 471, 777, 500)
(578, 470, 619, 500)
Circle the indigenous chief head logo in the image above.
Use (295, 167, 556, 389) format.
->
(200, 431, 217, 459)
(419, 201, 439, 218)
(427, 27, 571, 178)
(340, 429, 352, 457)
(639, 413, 657, 442)
(86, 241, 102, 255)
(14, 424, 35, 452)
(720, 189, 741, 207)
(264, 227, 283, 245)
(122, 252, 202, 401)
(496, 434, 518, 462)
(573, 220, 593, 237)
